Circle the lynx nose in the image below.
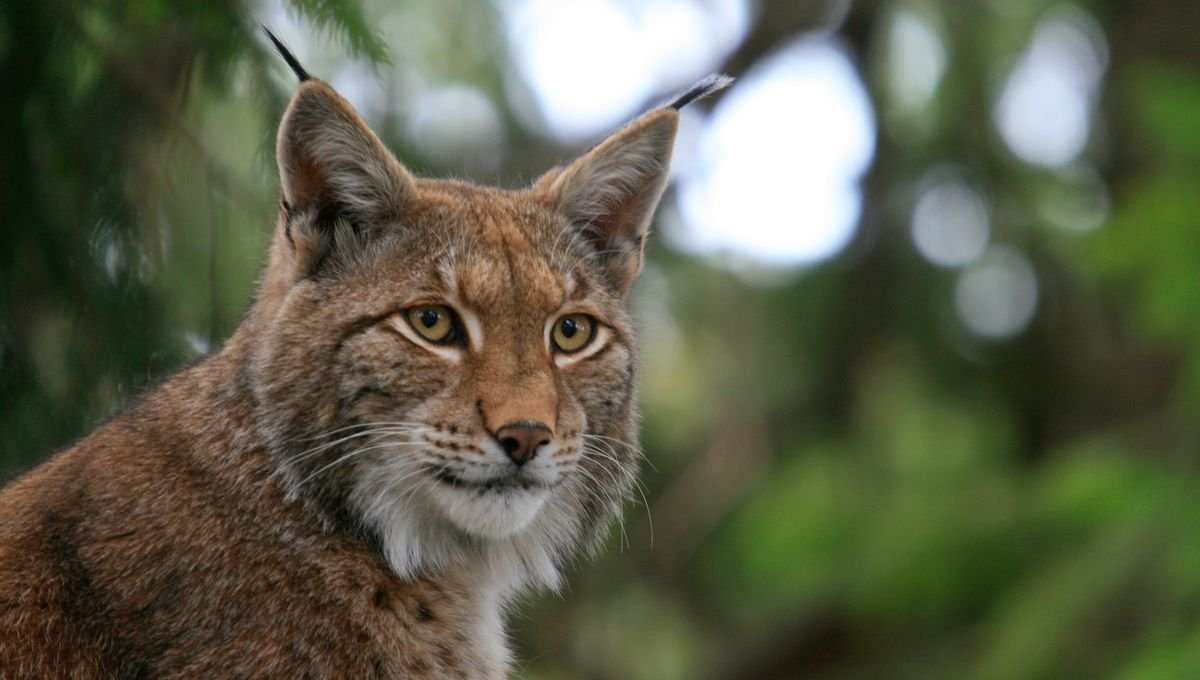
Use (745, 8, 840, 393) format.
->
(494, 422, 552, 466)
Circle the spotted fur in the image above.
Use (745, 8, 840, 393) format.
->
(0, 46, 729, 677)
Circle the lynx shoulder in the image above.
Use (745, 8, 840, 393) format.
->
(0, 32, 729, 678)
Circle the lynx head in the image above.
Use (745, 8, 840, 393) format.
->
(247, 35, 729, 596)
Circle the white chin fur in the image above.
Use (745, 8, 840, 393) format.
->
(431, 484, 548, 539)
(348, 455, 580, 596)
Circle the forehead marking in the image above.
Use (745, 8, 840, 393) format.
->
(435, 257, 459, 298)
(458, 208, 566, 311)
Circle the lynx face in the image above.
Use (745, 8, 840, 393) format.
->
(243, 72, 726, 594)
(256, 186, 641, 590)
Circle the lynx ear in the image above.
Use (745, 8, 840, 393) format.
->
(537, 109, 677, 295)
(277, 80, 415, 228)
(266, 29, 414, 276)
(537, 74, 732, 295)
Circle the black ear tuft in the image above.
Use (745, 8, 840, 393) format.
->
(668, 73, 734, 110)
(262, 26, 311, 82)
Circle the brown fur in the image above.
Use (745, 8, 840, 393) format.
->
(0, 64, 725, 677)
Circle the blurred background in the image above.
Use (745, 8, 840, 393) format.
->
(2, 0, 1199, 677)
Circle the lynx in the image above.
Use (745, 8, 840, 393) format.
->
(0, 32, 729, 677)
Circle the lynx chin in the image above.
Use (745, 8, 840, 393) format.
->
(0, 30, 731, 678)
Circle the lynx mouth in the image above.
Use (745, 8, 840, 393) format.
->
(423, 466, 553, 539)
(432, 468, 547, 494)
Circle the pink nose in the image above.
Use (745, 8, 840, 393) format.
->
(494, 422, 552, 466)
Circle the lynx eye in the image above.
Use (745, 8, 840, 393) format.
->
(552, 314, 594, 353)
(406, 305, 456, 344)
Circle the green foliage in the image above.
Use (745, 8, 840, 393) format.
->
(284, 0, 389, 64)
(1092, 66, 1200, 407)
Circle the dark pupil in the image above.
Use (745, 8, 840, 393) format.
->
(419, 309, 440, 328)
(560, 318, 578, 338)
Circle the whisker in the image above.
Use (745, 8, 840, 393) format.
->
(630, 476, 653, 548)
(578, 444, 625, 490)
(290, 427, 418, 465)
(583, 441, 653, 547)
(395, 471, 441, 518)
(582, 439, 653, 499)
(581, 433, 652, 470)
(293, 421, 426, 443)
(576, 446, 633, 533)
(296, 441, 423, 488)
(570, 465, 627, 551)
(582, 433, 656, 474)
(370, 464, 429, 510)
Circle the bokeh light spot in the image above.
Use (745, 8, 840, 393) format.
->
(407, 85, 506, 175)
(954, 245, 1039, 339)
(993, 5, 1107, 168)
(504, 0, 749, 142)
(673, 39, 876, 271)
(884, 9, 946, 113)
(910, 173, 990, 268)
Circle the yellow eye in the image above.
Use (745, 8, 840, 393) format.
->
(552, 314, 594, 353)
(406, 305, 456, 343)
